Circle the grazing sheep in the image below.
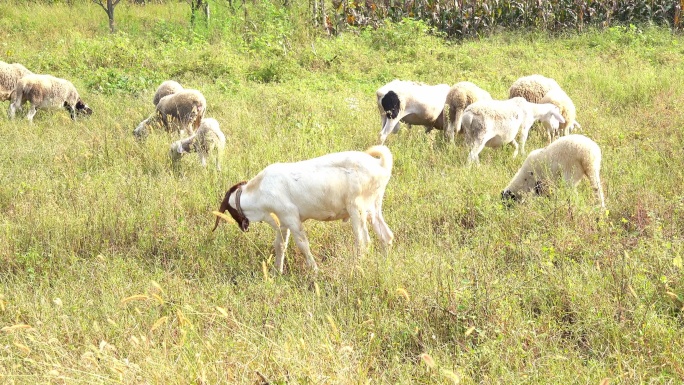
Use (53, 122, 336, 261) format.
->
(153, 80, 183, 106)
(508, 74, 561, 103)
(376, 79, 451, 144)
(0, 61, 33, 102)
(539, 87, 579, 143)
(502, 134, 605, 208)
(8, 74, 92, 122)
(133, 89, 206, 138)
(212, 145, 395, 274)
(169, 117, 226, 170)
(462, 97, 565, 164)
(443, 81, 492, 143)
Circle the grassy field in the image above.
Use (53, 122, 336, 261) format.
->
(1, 1, 684, 384)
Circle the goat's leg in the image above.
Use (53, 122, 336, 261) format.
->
(371, 200, 394, 247)
(349, 205, 369, 254)
(288, 223, 318, 272)
(273, 225, 290, 274)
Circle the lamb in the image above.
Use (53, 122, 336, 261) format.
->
(169, 117, 226, 170)
(508, 74, 561, 103)
(8, 74, 92, 122)
(212, 145, 395, 274)
(501, 134, 605, 208)
(443, 81, 492, 143)
(0, 61, 33, 102)
(153, 80, 183, 106)
(133, 89, 206, 138)
(376, 79, 451, 144)
(462, 97, 565, 164)
(539, 87, 580, 143)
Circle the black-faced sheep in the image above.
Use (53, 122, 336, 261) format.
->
(133, 89, 207, 138)
(508, 74, 561, 103)
(376, 79, 451, 144)
(169, 117, 226, 170)
(212, 145, 394, 274)
(8, 74, 92, 122)
(0, 61, 33, 102)
(443, 81, 492, 143)
(502, 134, 605, 208)
(152, 80, 183, 106)
(462, 97, 565, 164)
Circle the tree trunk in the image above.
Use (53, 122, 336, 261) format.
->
(93, 0, 119, 33)
(108, 4, 115, 33)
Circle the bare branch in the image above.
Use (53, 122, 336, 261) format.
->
(91, 0, 108, 13)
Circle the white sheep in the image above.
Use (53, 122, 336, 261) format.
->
(502, 134, 605, 208)
(212, 145, 395, 273)
(0, 61, 33, 102)
(133, 89, 207, 138)
(539, 87, 581, 143)
(443, 81, 492, 143)
(153, 80, 183, 106)
(508, 74, 561, 103)
(462, 97, 565, 164)
(169, 117, 226, 170)
(8, 74, 92, 122)
(376, 79, 451, 144)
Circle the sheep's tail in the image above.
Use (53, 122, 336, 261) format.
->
(366, 145, 393, 172)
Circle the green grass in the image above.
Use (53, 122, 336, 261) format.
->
(1, 1, 684, 384)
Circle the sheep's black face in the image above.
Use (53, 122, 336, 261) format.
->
(381, 91, 400, 120)
(75, 99, 93, 116)
(501, 190, 517, 208)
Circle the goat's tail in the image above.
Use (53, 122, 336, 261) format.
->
(366, 145, 393, 172)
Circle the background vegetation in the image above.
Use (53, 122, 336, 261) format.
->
(1, 1, 683, 384)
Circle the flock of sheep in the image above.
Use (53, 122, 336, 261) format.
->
(1, 59, 606, 273)
(375, 75, 605, 208)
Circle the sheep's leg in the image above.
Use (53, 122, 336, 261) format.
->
(468, 140, 486, 164)
(519, 124, 533, 155)
(8, 102, 17, 119)
(588, 169, 606, 208)
(509, 139, 519, 158)
(26, 105, 37, 122)
(445, 109, 463, 144)
(273, 225, 290, 274)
